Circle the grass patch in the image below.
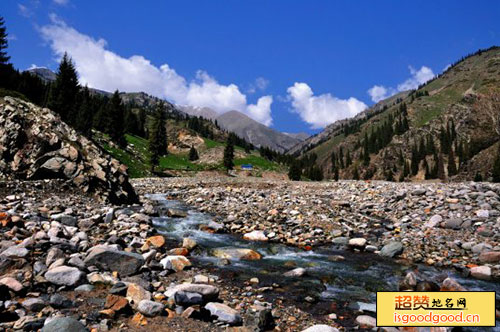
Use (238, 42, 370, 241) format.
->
(204, 138, 224, 149)
(159, 154, 201, 171)
(413, 107, 443, 127)
(234, 154, 280, 171)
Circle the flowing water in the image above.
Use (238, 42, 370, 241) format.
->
(147, 194, 500, 330)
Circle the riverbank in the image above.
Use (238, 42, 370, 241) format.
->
(133, 177, 500, 280)
(0, 177, 498, 331)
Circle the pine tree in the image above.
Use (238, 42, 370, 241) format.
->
(447, 148, 457, 176)
(352, 166, 359, 180)
(345, 150, 352, 167)
(108, 91, 126, 147)
(148, 103, 168, 171)
(0, 17, 10, 64)
(288, 160, 302, 181)
(189, 145, 199, 161)
(474, 172, 483, 182)
(424, 158, 431, 179)
(333, 167, 339, 181)
(75, 86, 93, 137)
(48, 53, 80, 123)
(492, 146, 500, 183)
(437, 153, 446, 180)
(223, 139, 235, 171)
(410, 145, 419, 175)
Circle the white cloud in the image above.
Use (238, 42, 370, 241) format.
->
(7, 34, 17, 41)
(367, 85, 395, 103)
(39, 15, 273, 126)
(18, 4, 33, 17)
(53, 0, 69, 5)
(247, 77, 269, 94)
(367, 65, 435, 102)
(287, 82, 367, 129)
(397, 66, 435, 91)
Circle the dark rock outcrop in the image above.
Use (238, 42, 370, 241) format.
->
(0, 96, 137, 204)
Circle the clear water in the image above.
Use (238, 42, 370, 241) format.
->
(147, 194, 500, 330)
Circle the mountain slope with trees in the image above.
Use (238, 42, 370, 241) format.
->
(292, 46, 500, 182)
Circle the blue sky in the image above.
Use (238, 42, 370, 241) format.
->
(3, 1, 500, 134)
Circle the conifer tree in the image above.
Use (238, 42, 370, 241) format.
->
(474, 172, 483, 182)
(333, 167, 339, 181)
(223, 138, 235, 171)
(447, 148, 457, 176)
(492, 145, 500, 183)
(189, 145, 199, 161)
(108, 91, 126, 147)
(288, 160, 302, 181)
(437, 153, 446, 180)
(345, 150, 352, 167)
(149, 103, 168, 171)
(75, 86, 93, 137)
(0, 17, 10, 64)
(48, 53, 80, 123)
(352, 166, 359, 180)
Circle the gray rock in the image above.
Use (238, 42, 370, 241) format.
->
(332, 237, 349, 245)
(22, 297, 46, 312)
(167, 208, 187, 218)
(49, 294, 74, 308)
(412, 188, 426, 196)
(355, 315, 376, 328)
(205, 302, 242, 325)
(74, 284, 94, 292)
(41, 317, 88, 332)
(84, 246, 144, 276)
(164, 283, 219, 301)
(444, 218, 463, 229)
(425, 215, 442, 228)
(52, 213, 77, 226)
(379, 241, 404, 258)
(44, 265, 85, 286)
(0, 246, 29, 259)
(470, 266, 491, 280)
(46, 247, 64, 267)
(174, 291, 203, 306)
(137, 300, 165, 317)
(301, 325, 339, 332)
(284, 267, 307, 277)
(472, 243, 492, 254)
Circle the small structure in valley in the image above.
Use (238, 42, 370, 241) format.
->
(240, 164, 253, 170)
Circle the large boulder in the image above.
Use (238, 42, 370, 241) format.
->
(164, 283, 219, 302)
(379, 241, 404, 258)
(84, 246, 144, 276)
(0, 97, 137, 204)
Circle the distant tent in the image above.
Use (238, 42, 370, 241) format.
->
(241, 164, 253, 170)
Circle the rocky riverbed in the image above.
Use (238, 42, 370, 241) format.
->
(0, 177, 499, 331)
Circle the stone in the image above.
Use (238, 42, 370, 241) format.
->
(243, 230, 268, 241)
(22, 297, 46, 312)
(74, 284, 94, 292)
(205, 302, 242, 325)
(51, 213, 77, 227)
(174, 291, 203, 306)
(167, 208, 187, 218)
(104, 294, 130, 313)
(137, 300, 164, 317)
(472, 243, 492, 254)
(49, 294, 74, 308)
(355, 315, 376, 328)
(193, 274, 209, 283)
(348, 238, 366, 248)
(182, 237, 197, 250)
(46, 247, 64, 267)
(164, 283, 219, 301)
(444, 218, 463, 229)
(160, 255, 192, 272)
(0, 276, 23, 292)
(168, 248, 189, 256)
(126, 283, 151, 304)
(479, 251, 500, 263)
(425, 215, 442, 228)
(301, 325, 339, 332)
(412, 188, 426, 196)
(84, 246, 144, 276)
(0, 246, 29, 259)
(284, 267, 307, 277)
(146, 235, 165, 248)
(476, 209, 490, 218)
(379, 241, 404, 258)
(470, 266, 491, 280)
(44, 265, 85, 286)
(212, 248, 262, 260)
(441, 277, 466, 291)
(109, 281, 128, 295)
(131, 312, 148, 326)
(41, 317, 88, 332)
